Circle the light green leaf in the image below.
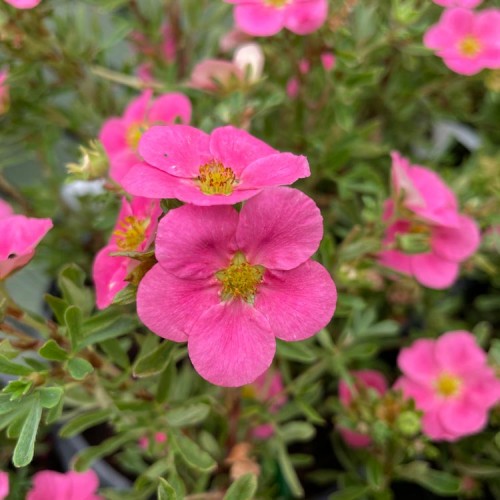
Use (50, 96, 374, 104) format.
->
(165, 403, 210, 427)
(157, 478, 178, 500)
(276, 340, 316, 363)
(0, 354, 33, 376)
(39, 387, 64, 409)
(64, 306, 83, 350)
(133, 341, 173, 378)
(224, 473, 257, 500)
(67, 357, 94, 380)
(13, 397, 42, 467)
(281, 422, 316, 444)
(171, 432, 216, 472)
(277, 444, 303, 497)
(39, 340, 68, 361)
(59, 408, 113, 438)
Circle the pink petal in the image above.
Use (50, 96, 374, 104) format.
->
(190, 60, 242, 91)
(147, 92, 192, 125)
(188, 301, 275, 387)
(443, 55, 486, 76)
(253, 424, 275, 439)
(422, 410, 459, 441)
(438, 397, 488, 437)
(0, 471, 9, 499)
(137, 125, 211, 177)
(466, 371, 500, 409)
(237, 187, 323, 270)
(390, 152, 425, 208)
(434, 331, 486, 376)
(4, 0, 41, 8)
(440, 8, 475, 37)
(284, 0, 328, 35)
(155, 204, 238, 279)
(93, 246, 131, 309)
(123, 90, 152, 124)
(398, 339, 440, 384)
(432, 214, 480, 262)
(240, 153, 310, 189)
(474, 9, 500, 44)
(108, 149, 140, 184)
(209, 126, 276, 176)
(234, 3, 285, 37)
(410, 253, 460, 289)
(65, 471, 100, 499)
(27, 471, 59, 500)
(339, 428, 372, 448)
(137, 264, 219, 342)
(98, 118, 128, 158)
(424, 25, 457, 51)
(255, 260, 336, 341)
(0, 252, 33, 280)
(379, 249, 413, 276)
(395, 376, 438, 411)
(340, 370, 387, 406)
(0, 199, 13, 218)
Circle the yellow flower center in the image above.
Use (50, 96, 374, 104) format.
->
(126, 122, 149, 150)
(459, 35, 482, 58)
(409, 222, 430, 235)
(113, 216, 149, 251)
(216, 252, 265, 304)
(198, 160, 236, 196)
(265, 0, 290, 6)
(435, 373, 462, 398)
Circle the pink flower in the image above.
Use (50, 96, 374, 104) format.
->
(93, 197, 161, 309)
(396, 331, 500, 441)
(27, 470, 102, 500)
(220, 28, 252, 53)
(338, 370, 388, 448)
(424, 8, 500, 75)
(0, 200, 53, 280)
(298, 58, 310, 75)
(379, 152, 480, 289)
(0, 69, 9, 115)
(4, 0, 41, 8)
(121, 125, 310, 206)
(432, 0, 482, 7)
(245, 370, 287, 438)
(320, 51, 336, 71)
(0, 471, 9, 500)
(139, 432, 167, 449)
(226, 0, 328, 37)
(99, 90, 191, 183)
(137, 187, 337, 386)
(286, 77, 300, 98)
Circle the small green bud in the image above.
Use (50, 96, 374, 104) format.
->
(67, 140, 108, 180)
(396, 410, 421, 437)
(372, 421, 391, 444)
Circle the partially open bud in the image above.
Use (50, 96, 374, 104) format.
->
(66, 140, 109, 180)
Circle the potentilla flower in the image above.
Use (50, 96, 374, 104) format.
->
(27, 470, 102, 500)
(338, 370, 388, 448)
(121, 125, 310, 206)
(0, 471, 9, 500)
(424, 8, 500, 75)
(432, 0, 482, 7)
(4, 0, 41, 8)
(137, 187, 337, 386)
(0, 199, 53, 280)
(225, 0, 328, 37)
(0, 69, 9, 115)
(379, 152, 480, 289)
(396, 331, 500, 441)
(93, 197, 161, 309)
(99, 90, 191, 183)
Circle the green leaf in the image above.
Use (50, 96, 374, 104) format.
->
(45, 394, 64, 425)
(58, 265, 93, 315)
(79, 316, 138, 349)
(0, 354, 33, 376)
(276, 340, 316, 363)
(59, 408, 113, 438)
(112, 284, 137, 306)
(397, 462, 461, 496)
(39, 340, 68, 361)
(13, 396, 42, 467)
(3, 379, 33, 400)
(44, 294, 68, 325)
(281, 422, 316, 444)
(165, 403, 210, 427)
(64, 306, 83, 349)
(171, 432, 216, 472)
(329, 486, 370, 500)
(133, 341, 173, 378)
(156, 362, 175, 404)
(277, 443, 303, 497)
(67, 357, 94, 380)
(157, 478, 178, 500)
(39, 387, 63, 409)
(224, 473, 257, 500)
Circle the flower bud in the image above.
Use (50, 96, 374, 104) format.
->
(396, 410, 421, 437)
(66, 140, 109, 180)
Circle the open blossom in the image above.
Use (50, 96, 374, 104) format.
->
(4, 0, 41, 8)
(432, 0, 482, 7)
(379, 152, 480, 289)
(0, 471, 8, 500)
(121, 125, 310, 206)
(93, 197, 161, 309)
(396, 331, 500, 441)
(338, 370, 388, 448)
(243, 370, 287, 438)
(27, 470, 102, 500)
(137, 187, 336, 386)
(225, 0, 328, 37)
(99, 90, 191, 183)
(0, 199, 53, 280)
(424, 8, 500, 75)
(190, 43, 264, 92)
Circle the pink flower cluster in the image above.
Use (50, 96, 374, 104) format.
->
(424, 7, 500, 75)
(379, 152, 480, 289)
(0, 199, 53, 280)
(27, 470, 101, 500)
(396, 331, 500, 441)
(225, 0, 328, 37)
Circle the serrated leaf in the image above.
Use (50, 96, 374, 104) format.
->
(59, 408, 113, 438)
(157, 478, 177, 500)
(39, 387, 63, 409)
(165, 403, 210, 427)
(39, 339, 68, 361)
(224, 473, 257, 500)
(13, 397, 42, 467)
(67, 357, 94, 380)
(171, 432, 216, 472)
(133, 341, 173, 378)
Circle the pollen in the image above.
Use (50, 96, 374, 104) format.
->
(265, 0, 290, 7)
(458, 35, 482, 58)
(216, 252, 265, 304)
(126, 122, 149, 150)
(113, 216, 149, 251)
(435, 373, 462, 398)
(198, 160, 236, 195)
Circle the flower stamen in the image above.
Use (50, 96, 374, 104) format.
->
(113, 216, 149, 251)
(435, 373, 462, 398)
(126, 122, 149, 150)
(458, 35, 482, 58)
(198, 160, 236, 195)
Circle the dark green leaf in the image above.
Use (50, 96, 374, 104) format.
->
(329, 486, 370, 500)
(44, 294, 68, 325)
(39, 339, 68, 361)
(277, 443, 303, 497)
(133, 341, 173, 378)
(64, 306, 83, 350)
(171, 432, 216, 472)
(59, 408, 113, 438)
